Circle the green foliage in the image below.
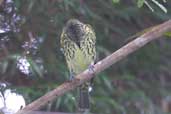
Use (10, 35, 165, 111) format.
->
(137, 0, 167, 13)
(112, 0, 120, 4)
(0, 0, 171, 114)
(164, 31, 171, 37)
(137, 0, 145, 8)
(112, 0, 168, 13)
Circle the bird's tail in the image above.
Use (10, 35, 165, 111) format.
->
(78, 84, 90, 112)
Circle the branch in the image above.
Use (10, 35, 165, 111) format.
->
(15, 111, 83, 114)
(16, 20, 171, 114)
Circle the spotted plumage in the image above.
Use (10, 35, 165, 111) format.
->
(60, 19, 96, 111)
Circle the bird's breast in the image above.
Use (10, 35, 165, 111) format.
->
(69, 48, 91, 74)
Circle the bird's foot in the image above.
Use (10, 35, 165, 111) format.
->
(88, 64, 95, 74)
(69, 72, 75, 81)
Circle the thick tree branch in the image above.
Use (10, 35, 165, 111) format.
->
(16, 20, 171, 114)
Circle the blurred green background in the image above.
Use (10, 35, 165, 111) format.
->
(0, 0, 171, 114)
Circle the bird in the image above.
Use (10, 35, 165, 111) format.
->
(60, 19, 96, 112)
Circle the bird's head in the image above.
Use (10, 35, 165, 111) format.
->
(64, 19, 86, 47)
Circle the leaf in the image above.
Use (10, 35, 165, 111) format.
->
(112, 0, 120, 4)
(144, 0, 154, 12)
(151, 0, 167, 13)
(137, 0, 145, 8)
(14, 0, 21, 10)
(28, 0, 35, 12)
(2, 61, 8, 74)
(28, 58, 43, 78)
(164, 31, 171, 37)
(102, 76, 113, 91)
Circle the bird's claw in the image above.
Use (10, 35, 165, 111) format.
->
(88, 64, 95, 74)
(69, 72, 75, 81)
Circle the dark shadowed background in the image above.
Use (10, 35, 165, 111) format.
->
(0, 0, 171, 114)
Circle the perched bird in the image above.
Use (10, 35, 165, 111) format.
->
(60, 19, 96, 112)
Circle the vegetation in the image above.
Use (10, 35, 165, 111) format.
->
(0, 0, 171, 113)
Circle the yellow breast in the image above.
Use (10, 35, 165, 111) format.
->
(67, 48, 90, 75)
